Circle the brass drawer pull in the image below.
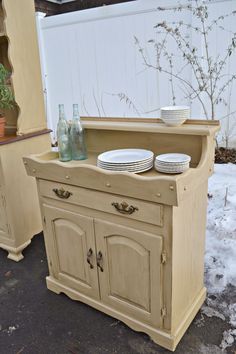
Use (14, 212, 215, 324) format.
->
(97, 251, 104, 272)
(53, 188, 72, 199)
(111, 201, 138, 215)
(87, 248, 94, 269)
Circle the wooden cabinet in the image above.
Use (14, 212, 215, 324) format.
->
(0, 0, 51, 260)
(24, 118, 219, 350)
(95, 220, 163, 327)
(43, 202, 163, 327)
(0, 0, 47, 135)
(43, 204, 100, 299)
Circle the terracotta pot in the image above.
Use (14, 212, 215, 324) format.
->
(0, 116, 6, 137)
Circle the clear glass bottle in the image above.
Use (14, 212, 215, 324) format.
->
(70, 104, 87, 160)
(57, 104, 71, 162)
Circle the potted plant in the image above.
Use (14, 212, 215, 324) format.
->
(0, 63, 15, 137)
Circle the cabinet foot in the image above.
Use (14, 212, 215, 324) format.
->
(0, 239, 31, 262)
(7, 251, 24, 262)
(46, 276, 61, 294)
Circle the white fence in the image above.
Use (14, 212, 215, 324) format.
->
(36, 0, 236, 146)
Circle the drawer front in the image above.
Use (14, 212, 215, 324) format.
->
(38, 180, 163, 227)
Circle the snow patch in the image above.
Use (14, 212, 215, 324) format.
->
(201, 163, 236, 349)
(205, 163, 236, 294)
(201, 305, 226, 321)
(229, 303, 236, 327)
(199, 343, 226, 354)
(220, 329, 236, 350)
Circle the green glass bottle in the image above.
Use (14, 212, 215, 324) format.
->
(57, 104, 71, 162)
(70, 104, 87, 160)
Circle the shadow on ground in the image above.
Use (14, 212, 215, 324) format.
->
(0, 233, 235, 354)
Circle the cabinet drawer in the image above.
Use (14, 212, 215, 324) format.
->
(38, 180, 163, 227)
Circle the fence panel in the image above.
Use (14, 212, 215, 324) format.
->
(37, 0, 236, 146)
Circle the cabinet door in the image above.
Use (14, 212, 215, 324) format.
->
(95, 219, 163, 327)
(43, 204, 99, 299)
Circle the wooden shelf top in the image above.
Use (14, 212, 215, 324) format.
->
(24, 150, 201, 206)
(0, 129, 51, 146)
(30, 150, 184, 178)
(81, 117, 220, 136)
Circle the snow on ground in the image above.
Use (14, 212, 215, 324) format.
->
(199, 163, 236, 351)
(205, 163, 236, 294)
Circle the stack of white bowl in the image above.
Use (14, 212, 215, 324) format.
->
(155, 153, 191, 174)
(161, 106, 190, 126)
(97, 148, 154, 173)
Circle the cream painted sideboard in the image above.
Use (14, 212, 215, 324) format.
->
(24, 118, 219, 351)
(0, 0, 51, 261)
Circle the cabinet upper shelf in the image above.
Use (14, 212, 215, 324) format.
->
(23, 119, 219, 206)
(81, 117, 220, 136)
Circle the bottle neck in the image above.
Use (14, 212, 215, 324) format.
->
(58, 104, 65, 120)
(73, 104, 80, 120)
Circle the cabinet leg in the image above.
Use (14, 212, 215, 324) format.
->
(46, 276, 61, 294)
(0, 239, 31, 262)
(7, 251, 24, 262)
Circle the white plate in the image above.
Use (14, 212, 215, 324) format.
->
(98, 162, 153, 171)
(155, 167, 188, 174)
(98, 165, 153, 173)
(97, 164, 153, 171)
(155, 160, 189, 166)
(155, 165, 189, 173)
(98, 159, 154, 166)
(156, 153, 191, 164)
(155, 166, 189, 173)
(98, 149, 154, 164)
(155, 162, 189, 169)
(97, 157, 153, 167)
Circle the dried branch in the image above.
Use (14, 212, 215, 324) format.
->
(92, 89, 101, 117)
(82, 94, 90, 117)
(107, 91, 141, 117)
(136, 0, 236, 140)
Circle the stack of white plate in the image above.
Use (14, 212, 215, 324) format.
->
(161, 106, 190, 126)
(97, 149, 154, 173)
(155, 153, 191, 174)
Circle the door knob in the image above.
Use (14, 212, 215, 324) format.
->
(87, 248, 94, 269)
(97, 251, 104, 272)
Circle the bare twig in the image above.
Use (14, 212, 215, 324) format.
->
(135, 0, 236, 146)
(93, 89, 101, 117)
(100, 93, 106, 117)
(106, 92, 141, 117)
(82, 94, 90, 117)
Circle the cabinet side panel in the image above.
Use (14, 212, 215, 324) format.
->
(171, 181, 208, 332)
(0, 134, 50, 247)
(3, 0, 47, 134)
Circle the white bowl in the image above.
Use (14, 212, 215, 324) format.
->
(161, 105, 190, 112)
(161, 118, 187, 126)
(161, 113, 189, 118)
(161, 105, 190, 126)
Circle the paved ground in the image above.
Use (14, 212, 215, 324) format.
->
(0, 233, 235, 354)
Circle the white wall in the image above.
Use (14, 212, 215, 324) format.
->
(36, 0, 236, 146)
